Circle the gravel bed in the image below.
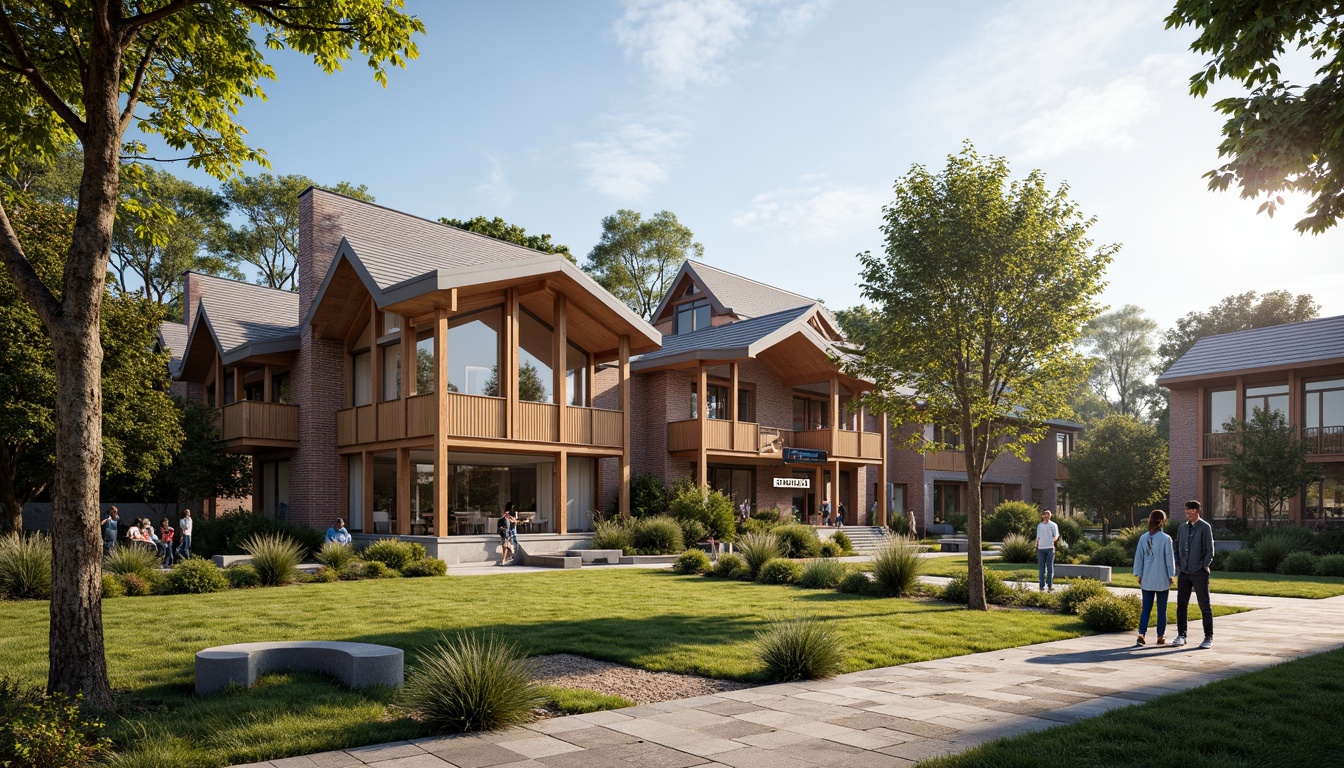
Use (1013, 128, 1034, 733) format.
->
(528, 653, 752, 704)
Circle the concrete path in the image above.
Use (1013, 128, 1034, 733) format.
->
(232, 591, 1344, 768)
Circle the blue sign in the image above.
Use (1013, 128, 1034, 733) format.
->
(782, 447, 828, 464)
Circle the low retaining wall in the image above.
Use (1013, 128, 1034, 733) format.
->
(351, 533, 594, 564)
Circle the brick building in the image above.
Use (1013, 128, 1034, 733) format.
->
(1158, 314, 1344, 525)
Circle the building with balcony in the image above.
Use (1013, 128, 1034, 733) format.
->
(1159, 314, 1344, 526)
(169, 189, 659, 551)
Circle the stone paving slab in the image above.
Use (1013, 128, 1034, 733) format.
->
(232, 592, 1344, 768)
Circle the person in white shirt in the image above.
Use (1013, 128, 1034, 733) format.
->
(177, 509, 194, 560)
(1033, 509, 1061, 592)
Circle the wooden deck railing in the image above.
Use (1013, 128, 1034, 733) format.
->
(335, 393, 625, 449)
(666, 419, 881, 460)
(924, 450, 966, 472)
(219, 401, 299, 445)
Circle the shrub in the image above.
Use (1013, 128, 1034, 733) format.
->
(754, 616, 844, 682)
(100, 573, 125, 599)
(399, 633, 544, 732)
(0, 679, 110, 768)
(772, 524, 821, 559)
(1071, 537, 1101, 557)
(0, 533, 51, 600)
(337, 562, 367, 581)
(1088, 544, 1130, 567)
(161, 558, 229, 594)
(798, 558, 848, 589)
(1078, 594, 1141, 632)
(667, 484, 736, 542)
(712, 553, 747, 579)
(117, 573, 152, 597)
(1315, 554, 1344, 577)
(1115, 526, 1146, 556)
(362, 540, 427, 571)
(1314, 529, 1344, 555)
(361, 560, 400, 578)
(737, 532, 782, 579)
(1055, 516, 1085, 546)
(589, 519, 632, 554)
(629, 472, 671, 518)
(1278, 551, 1318, 576)
(758, 558, 803, 585)
(401, 558, 448, 577)
(630, 516, 684, 555)
(305, 566, 340, 583)
(869, 536, 925, 597)
(1057, 578, 1109, 615)
(1009, 584, 1059, 609)
(831, 530, 854, 552)
(193, 510, 322, 559)
(224, 563, 261, 588)
(738, 517, 776, 537)
(315, 542, 358, 571)
(944, 510, 968, 533)
(1221, 549, 1259, 573)
(982, 501, 1039, 541)
(939, 571, 1015, 605)
(103, 545, 160, 579)
(1250, 525, 1317, 552)
(837, 570, 873, 594)
(241, 532, 303, 586)
(672, 549, 712, 575)
(818, 540, 843, 558)
(1254, 531, 1306, 573)
(997, 533, 1036, 563)
(677, 518, 708, 550)
(888, 510, 911, 536)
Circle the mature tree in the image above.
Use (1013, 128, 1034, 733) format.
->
(440, 215, 574, 263)
(1062, 414, 1169, 534)
(1068, 364, 1115, 429)
(1157, 290, 1319, 374)
(0, 0, 422, 707)
(142, 398, 251, 513)
(1, 204, 181, 535)
(1082, 304, 1159, 418)
(222, 174, 374, 291)
(841, 143, 1113, 610)
(1167, 3, 1344, 232)
(111, 165, 237, 319)
(1219, 408, 1322, 528)
(584, 209, 703, 320)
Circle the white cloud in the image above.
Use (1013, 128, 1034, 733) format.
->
(732, 181, 887, 242)
(473, 155, 516, 207)
(573, 121, 687, 200)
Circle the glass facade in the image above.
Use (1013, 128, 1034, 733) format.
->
(675, 300, 711, 335)
(1207, 389, 1235, 432)
(448, 308, 502, 396)
(1244, 382, 1288, 419)
(1305, 466, 1344, 522)
(517, 310, 553, 403)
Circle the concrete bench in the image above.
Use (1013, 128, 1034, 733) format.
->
(195, 641, 403, 695)
(523, 552, 582, 569)
(565, 549, 623, 564)
(213, 554, 253, 569)
(1054, 564, 1112, 583)
(618, 554, 679, 565)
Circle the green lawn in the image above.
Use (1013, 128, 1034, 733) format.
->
(921, 555, 1344, 599)
(1, 569, 1098, 768)
(919, 646, 1344, 768)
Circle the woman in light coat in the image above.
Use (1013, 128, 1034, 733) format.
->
(1132, 509, 1176, 646)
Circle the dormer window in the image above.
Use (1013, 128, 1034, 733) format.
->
(676, 299, 711, 335)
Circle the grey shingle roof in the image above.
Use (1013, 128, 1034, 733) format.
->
(191, 274, 299, 360)
(682, 261, 817, 319)
(633, 304, 817, 368)
(157, 321, 188, 376)
(1158, 313, 1344, 383)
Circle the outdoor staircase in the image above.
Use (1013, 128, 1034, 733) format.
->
(833, 526, 890, 555)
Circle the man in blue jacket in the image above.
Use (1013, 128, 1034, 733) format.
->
(1173, 500, 1216, 649)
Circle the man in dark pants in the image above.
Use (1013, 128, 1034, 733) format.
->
(1174, 500, 1215, 649)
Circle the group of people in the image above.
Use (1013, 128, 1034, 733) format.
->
(99, 507, 193, 567)
(1034, 500, 1215, 649)
(816, 500, 847, 527)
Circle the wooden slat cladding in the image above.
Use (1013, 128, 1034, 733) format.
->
(377, 400, 404, 442)
(337, 394, 624, 449)
(337, 408, 355, 446)
(519, 401, 558, 442)
(355, 405, 376, 444)
(734, 422, 758, 451)
(668, 419, 700, 452)
(220, 401, 300, 445)
(593, 409, 623, 447)
(925, 450, 966, 472)
(407, 393, 435, 437)
(791, 429, 830, 452)
(445, 392, 505, 439)
(859, 431, 882, 459)
(566, 407, 592, 444)
(705, 420, 732, 450)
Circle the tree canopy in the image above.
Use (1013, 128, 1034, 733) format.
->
(1218, 407, 1321, 528)
(841, 143, 1113, 609)
(440, 215, 574, 263)
(1167, 2, 1344, 232)
(1082, 304, 1160, 419)
(583, 209, 704, 320)
(1061, 414, 1169, 533)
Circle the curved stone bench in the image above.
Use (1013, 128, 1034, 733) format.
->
(195, 641, 403, 696)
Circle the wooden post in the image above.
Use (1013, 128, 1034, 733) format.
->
(402, 317, 416, 397)
(556, 450, 568, 534)
(263, 365, 273, 403)
(370, 305, 383, 405)
(213, 355, 223, 408)
(729, 361, 739, 449)
(555, 294, 567, 441)
(697, 362, 708, 490)
(232, 366, 242, 404)
(813, 465, 823, 524)
(396, 447, 411, 536)
(619, 335, 631, 517)
(362, 451, 374, 534)
(830, 374, 840, 455)
(879, 414, 889, 528)
(832, 458, 842, 523)
(506, 288, 520, 438)
(434, 309, 450, 538)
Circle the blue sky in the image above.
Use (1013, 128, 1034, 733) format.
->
(171, 0, 1343, 330)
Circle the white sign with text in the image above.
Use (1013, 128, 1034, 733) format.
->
(773, 477, 810, 489)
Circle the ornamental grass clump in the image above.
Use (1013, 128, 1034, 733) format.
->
(224, 563, 261, 588)
(315, 542, 358, 571)
(939, 571, 1015, 605)
(361, 540, 426, 571)
(997, 533, 1036, 563)
(755, 616, 844, 682)
(1078, 593, 1141, 632)
(837, 570, 874, 594)
(818, 540, 843, 558)
(589, 519, 632, 554)
(1057, 578, 1109, 615)
(772, 524, 821, 558)
(869, 536, 925, 597)
(161, 558, 229, 594)
(830, 530, 854, 552)
(672, 549, 712, 575)
(798, 558, 848, 589)
(1253, 532, 1304, 574)
(240, 532, 303, 587)
(737, 531, 782, 580)
(103, 545, 159, 579)
(631, 516, 684, 555)
(0, 533, 51, 600)
(399, 633, 545, 733)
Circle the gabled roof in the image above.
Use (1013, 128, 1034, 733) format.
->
(182, 274, 300, 368)
(650, 260, 818, 323)
(157, 321, 188, 376)
(1157, 314, 1344, 385)
(634, 304, 816, 369)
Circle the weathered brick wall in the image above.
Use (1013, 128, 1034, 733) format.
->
(1169, 386, 1199, 507)
(1027, 429, 1064, 511)
(183, 272, 202, 330)
(887, 423, 928, 525)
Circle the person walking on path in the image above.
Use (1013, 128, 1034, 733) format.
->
(177, 509, 193, 560)
(100, 507, 119, 555)
(1034, 509, 1060, 592)
(1174, 500, 1216, 649)
(1133, 509, 1176, 646)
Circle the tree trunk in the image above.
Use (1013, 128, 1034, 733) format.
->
(0, 445, 25, 535)
(964, 451, 987, 611)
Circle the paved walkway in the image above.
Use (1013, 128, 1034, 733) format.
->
(233, 589, 1344, 768)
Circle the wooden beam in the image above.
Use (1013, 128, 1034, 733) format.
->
(879, 414, 889, 528)
(698, 362, 708, 491)
(434, 309, 450, 538)
(362, 451, 374, 533)
(232, 366, 242, 404)
(556, 450, 568, 535)
(213, 354, 223, 408)
(370, 304, 383, 405)
(506, 288, 519, 439)
(555, 294, 568, 442)
(446, 287, 458, 313)
(830, 374, 840, 455)
(396, 447, 411, 536)
(729, 361, 739, 450)
(263, 365, 273, 403)
(402, 316, 415, 398)
(619, 334, 631, 517)
(832, 458, 842, 523)
(813, 465, 823, 525)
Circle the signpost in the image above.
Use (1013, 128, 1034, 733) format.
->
(782, 447, 828, 464)
(772, 477, 810, 489)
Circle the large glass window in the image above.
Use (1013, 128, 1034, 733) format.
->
(517, 310, 553, 403)
(1305, 466, 1344, 522)
(1244, 382, 1288, 420)
(565, 342, 588, 407)
(933, 482, 962, 523)
(1207, 388, 1236, 432)
(409, 451, 434, 534)
(1204, 466, 1236, 519)
(1305, 379, 1344, 429)
(1056, 432, 1074, 459)
(351, 351, 372, 406)
(370, 452, 397, 533)
(382, 342, 401, 400)
(416, 332, 434, 394)
(710, 466, 754, 509)
(259, 459, 290, 520)
(448, 308, 502, 396)
(792, 397, 829, 431)
(675, 300, 711, 335)
(738, 389, 754, 423)
(934, 425, 962, 450)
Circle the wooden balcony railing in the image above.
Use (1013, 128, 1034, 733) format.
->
(667, 419, 882, 460)
(1306, 426, 1344, 455)
(1203, 431, 1237, 459)
(335, 393, 625, 450)
(219, 401, 299, 447)
(924, 450, 966, 472)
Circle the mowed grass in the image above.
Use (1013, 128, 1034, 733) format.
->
(919, 646, 1344, 768)
(921, 555, 1344, 599)
(0, 569, 1094, 768)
